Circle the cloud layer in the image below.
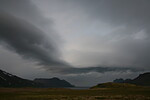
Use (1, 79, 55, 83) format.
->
(0, 0, 150, 86)
(0, 13, 67, 67)
(42, 0, 150, 69)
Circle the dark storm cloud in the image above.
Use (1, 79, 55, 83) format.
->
(0, 12, 139, 73)
(0, 13, 68, 67)
(0, 0, 48, 26)
(0, 0, 69, 68)
(56, 66, 142, 74)
(0, 0, 148, 76)
(0, 13, 140, 73)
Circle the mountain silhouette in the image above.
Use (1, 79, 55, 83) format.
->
(114, 72, 150, 86)
(0, 69, 37, 87)
(0, 69, 74, 87)
(34, 77, 74, 87)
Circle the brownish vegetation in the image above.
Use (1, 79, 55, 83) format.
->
(0, 87, 150, 100)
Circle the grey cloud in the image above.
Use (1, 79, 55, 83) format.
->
(0, 13, 68, 67)
(58, 0, 150, 69)
(0, 0, 48, 26)
(0, 0, 71, 69)
(0, 0, 149, 79)
(76, 0, 150, 37)
(56, 66, 142, 74)
(77, 0, 150, 26)
(0, 13, 141, 74)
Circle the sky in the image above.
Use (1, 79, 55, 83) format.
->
(0, 0, 150, 86)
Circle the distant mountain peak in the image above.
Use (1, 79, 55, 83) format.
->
(0, 69, 37, 87)
(113, 72, 150, 86)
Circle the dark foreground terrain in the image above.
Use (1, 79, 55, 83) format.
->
(0, 87, 150, 100)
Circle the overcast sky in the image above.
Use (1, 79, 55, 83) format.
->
(0, 0, 150, 86)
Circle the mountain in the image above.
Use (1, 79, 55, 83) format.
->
(131, 72, 150, 86)
(113, 72, 150, 86)
(113, 78, 132, 83)
(34, 77, 74, 88)
(0, 69, 74, 88)
(113, 78, 125, 83)
(0, 69, 38, 87)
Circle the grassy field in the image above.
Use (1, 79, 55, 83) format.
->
(0, 87, 150, 100)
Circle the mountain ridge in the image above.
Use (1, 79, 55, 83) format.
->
(0, 69, 38, 87)
(34, 77, 74, 87)
(0, 69, 74, 87)
(113, 72, 150, 86)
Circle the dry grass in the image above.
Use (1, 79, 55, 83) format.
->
(0, 87, 150, 100)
